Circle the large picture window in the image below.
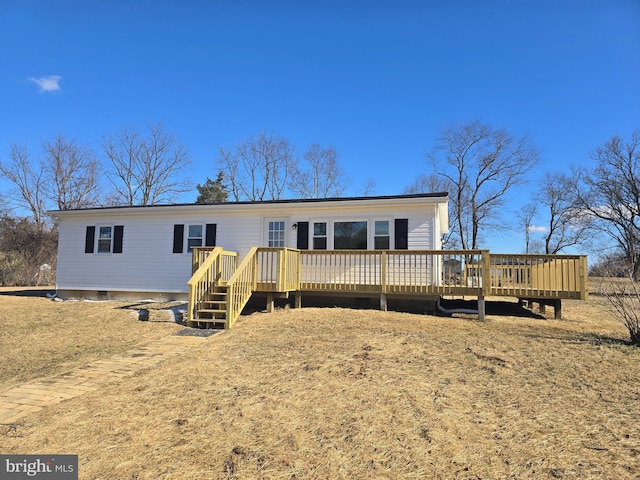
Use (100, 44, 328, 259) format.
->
(334, 221, 367, 249)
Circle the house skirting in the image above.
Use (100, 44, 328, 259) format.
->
(56, 289, 188, 302)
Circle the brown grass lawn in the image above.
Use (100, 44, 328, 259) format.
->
(0, 287, 184, 391)
(1, 289, 639, 479)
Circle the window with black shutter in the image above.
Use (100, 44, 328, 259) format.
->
(85, 225, 124, 253)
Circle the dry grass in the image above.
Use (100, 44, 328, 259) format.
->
(0, 286, 184, 391)
(1, 290, 639, 479)
(588, 277, 635, 296)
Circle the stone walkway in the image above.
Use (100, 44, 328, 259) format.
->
(0, 333, 210, 425)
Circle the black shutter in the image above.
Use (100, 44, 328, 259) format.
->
(113, 226, 124, 253)
(173, 224, 184, 253)
(296, 222, 309, 249)
(205, 224, 217, 246)
(85, 226, 95, 253)
(395, 219, 408, 250)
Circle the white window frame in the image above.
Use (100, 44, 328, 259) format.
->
(97, 225, 113, 254)
(306, 217, 395, 250)
(187, 224, 204, 252)
(333, 220, 368, 250)
(313, 221, 328, 250)
(374, 220, 390, 250)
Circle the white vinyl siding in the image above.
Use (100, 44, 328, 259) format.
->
(53, 196, 446, 296)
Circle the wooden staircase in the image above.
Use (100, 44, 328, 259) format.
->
(188, 284, 229, 329)
(188, 247, 264, 329)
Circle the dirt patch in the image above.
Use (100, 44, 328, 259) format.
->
(174, 328, 220, 337)
(439, 296, 547, 318)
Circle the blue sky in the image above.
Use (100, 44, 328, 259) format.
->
(1, 0, 639, 252)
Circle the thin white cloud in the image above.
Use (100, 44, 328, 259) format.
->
(28, 75, 62, 92)
(528, 225, 547, 233)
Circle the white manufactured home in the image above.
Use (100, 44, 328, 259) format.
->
(51, 193, 449, 301)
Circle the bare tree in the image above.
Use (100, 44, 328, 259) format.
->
(596, 272, 640, 345)
(403, 173, 450, 195)
(101, 123, 191, 206)
(289, 144, 347, 198)
(517, 202, 537, 254)
(404, 173, 458, 248)
(536, 171, 590, 254)
(574, 130, 640, 279)
(361, 177, 377, 196)
(0, 143, 48, 229)
(430, 120, 539, 250)
(0, 214, 57, 286)
(217, 131, 296, 201)
(42, 133, 102, 210)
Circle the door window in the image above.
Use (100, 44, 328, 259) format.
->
(268, 221, 285, 247)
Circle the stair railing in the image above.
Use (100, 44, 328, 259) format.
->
(225, 247, 259, 328)
(187, 247, 238, 324)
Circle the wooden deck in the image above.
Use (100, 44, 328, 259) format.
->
(187, 247, 588, 328)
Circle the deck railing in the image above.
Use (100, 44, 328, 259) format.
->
(190, 247, 588, 327)
(385, 250, 488, 295)
(298, 250, 385, 292)
(187, 247, 238, 322)
(256, 248, 301, 292)
(226, 247, 259, 328)
(253, 248, 587, 300)
(293, 250, 488, 295)
(488, 254, 588, 299)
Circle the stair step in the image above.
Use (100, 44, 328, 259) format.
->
(207, 290, 227, 296)
(187, 318, 228, 329)
(206, 295, 227, 301)
(197, 308, 226, 314)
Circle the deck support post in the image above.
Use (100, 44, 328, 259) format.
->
(266, 293, 274, 313)
(478, 295, 486, 321)
(553, 299, 562, 320)
(479, 249, 490, 322)
(295, 291, 302, 309)
(380, 293, 387, 311)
